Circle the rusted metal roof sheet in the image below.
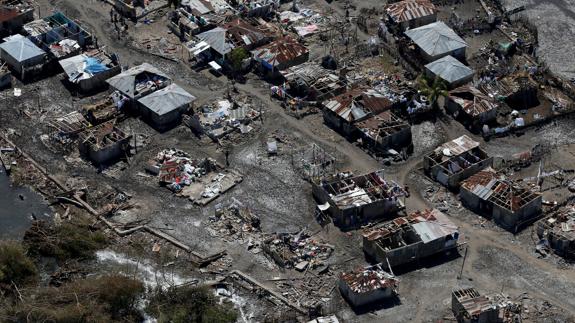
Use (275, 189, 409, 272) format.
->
(323, 88, 392, 122)
(221, 18, 270, 46)
(434, 135, 479, 156)
(385, 0, 437, 23)
(340, 268, 398, 294)
(251, 36, 308, 68)
(449, 85, 498, 117)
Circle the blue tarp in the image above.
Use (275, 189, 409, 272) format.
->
(84, 57, 108, 74)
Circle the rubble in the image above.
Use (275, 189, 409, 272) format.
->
(262, 230, 333, 270)
(146, 148, 242, 205)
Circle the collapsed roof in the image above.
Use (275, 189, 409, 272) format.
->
(251, 36, 308, 68)
(404, 21, 467, 58)
(448, 84, 498, 117)
(323, 88, 393, 123)
(340, 268, 398, 294)
(385, 0, 437, 24)
(106, 63, 170, 99)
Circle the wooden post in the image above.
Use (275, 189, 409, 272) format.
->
(458, 246, 468, 280)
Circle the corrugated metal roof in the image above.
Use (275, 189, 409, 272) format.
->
(449, 85, 497, 117)
(138, 83, 196, 115)
(404, 21, 467, 57)
(106, 63, 170, 98)
(0, 34, 45, 62)
(425, 55, 474, 84)
(196, 27, 234, 56)
(385, 0, 437, 23)
(251, 36, 308, 68)
(434, 135, 479, 156)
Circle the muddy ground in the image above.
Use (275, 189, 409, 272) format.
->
(1, 0, 575, 321)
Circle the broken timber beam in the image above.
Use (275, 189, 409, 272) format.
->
(231, 270, 307, 314)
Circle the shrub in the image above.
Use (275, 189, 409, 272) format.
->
(24, 220, 108, 261)
(1, 274, 145, 322)
(0, 241, 37, 286)
(148, 285, 237, 323)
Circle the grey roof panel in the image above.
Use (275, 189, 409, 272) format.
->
(0, 34, 45, 62)
(138, 83, 196, 115)
(425, 55, 474, 83)
(404, 21, 467, 57)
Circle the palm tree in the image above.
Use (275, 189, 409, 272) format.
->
(417, 74, 449, 109)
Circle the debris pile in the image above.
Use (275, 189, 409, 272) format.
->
(147, 148, 218, 192)
(263, 231, 333, 271)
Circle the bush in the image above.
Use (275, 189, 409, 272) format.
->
(1, 274, 145, 322)
(24, 220, 108, 261)
(148, 285, 237, 323)
(0, 241, 37, 286)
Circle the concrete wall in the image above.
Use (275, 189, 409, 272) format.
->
(77, 65, 121, 92)
(141, 103, 189, 131)
(361, 127, 412, 153)
(322, 109, 357, 137)
(312, 182, 401, 230)
(399, 13, 437, 31)
(79, 136, 131, 165)
(0, 48, 45, 79)
(429, 156, 493, 189)
(364, 233, 458, 267)
(0, 71, 11, 89)
(338, 279, 393, 308)
(492, 195, 542, 232)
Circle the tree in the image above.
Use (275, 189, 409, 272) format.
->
(417, 74, 449, 108)
(228, 47, 249, 73)
(168, 0, 181, 8)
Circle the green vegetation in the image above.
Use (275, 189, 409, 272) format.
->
(2, 274, 145, 322)
(417, 74, 449, 108)
(0, 241, 37, 287)
(24, 220, 108, 261)
(148, 285, 238, 323)
(228, 47, 249, 72)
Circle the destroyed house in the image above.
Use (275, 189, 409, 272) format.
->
(236, 0, 279, 17)
(322, 88, 394, 137)
(0, 34, 45, 79)
(59, 49, 120, 92)
(0, 61, 10, 88)
(279, 62, 347, 101)
(113, 0, 167, 19)
(536, 205, 575, 259)
(479, 73, 538, 110)
(137, 83, 196, 131)
(23, 12, 92, 51)
(452, 288, 499, 323)
(355, 110, 412, 154)
(445, 85, 498, 127)
(362, 209, 459, 267)
(404, 21, 467, 62)
(460, 167, 542, 232)
(78, 121, 131, 166)
(338, 267, 398, 308)
(423, 135, 492, 189)
(191, 99, 260, 139)
(0, 1, 34, 36)
(385, 0, 437, 30)
(106, 63, 171, 100)
(313, 170, 405, 230)
(262, 232, 333, 270)
(220, 18, 273, 50)
(251, 36, 309, 73)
